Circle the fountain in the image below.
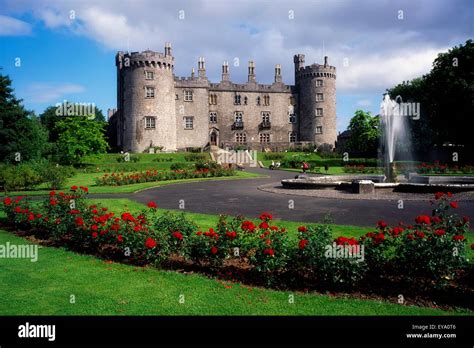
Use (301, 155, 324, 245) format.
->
(280, 95, 474, 194)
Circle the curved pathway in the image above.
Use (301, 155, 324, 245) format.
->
(96, 168, 474, 228)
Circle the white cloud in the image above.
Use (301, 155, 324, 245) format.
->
(0, 15, 32, 36)
(24, 83, 85, 103)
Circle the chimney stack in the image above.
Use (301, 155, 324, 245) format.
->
(222, 61, 229, 81)
(248, 60, 256, 82)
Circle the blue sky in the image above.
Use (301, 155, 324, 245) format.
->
(1, 0, 472, 132)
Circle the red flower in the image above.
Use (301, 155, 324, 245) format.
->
(263, 248, 274, 256)
(14, 206, 21, 213)
(3, 197, 12, 205)
(299, 239, 309, 250)
(91, 224, 99, 232)
(49, 191, 56, 197)
(447, 192, 453, 198)
(298, 226, 308, 233)
(366, 232, 375, 238)
(270, 226, 279, 231)
(377, 220, 388, 229)
(111, 223, 120, 231)
(75, 217, 84, 226)
(373, 233, 385, 244)
(450, 201, 458, 209)
(92, 232, 98, 238)
(210, 246, 218, 254)
(259, 212, 273, 221)
(470, 244, 474, 250)
(265, 239, 272, 246)
(431, 216, 442, 224)
(259, 221, 269, 229)
(391, 227, 404, 236)
(241, 220, 256, 232)
(145, 238, 157, 249)
(434, 229, 446, 236)
(335, 236, 349, 245)
(407, 234, 414, 240)
(172, 231, 183, 240)
(71, 185, 78, 191)
(133, 225, 141, 232)
(147, 201, 158, 209)
(79, 186, 89, 193)
(415, 231, 425, 239)
(117, 234, 123, 243)
(196, 231, 202, 236)
(434, 192, 444, 200)
(347, 237, 359, 245)
(463, 216, 470, 224)
(415, 215, 431, 225)
(452, 235, 465, 241)
(225, 231, 237, 239)
(50, 199, 58, 206)
(28, 214, 35, 221)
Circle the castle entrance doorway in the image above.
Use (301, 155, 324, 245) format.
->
(210, 130, 218, 146)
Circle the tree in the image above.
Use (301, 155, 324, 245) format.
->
(55, 116, 109, 165)
(346, 110, 380, 157)
(387, 40, 474, 157)
(0, 71, 50, 163)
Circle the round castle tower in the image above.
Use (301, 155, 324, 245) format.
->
(116, 43, 176, 152)
(294, 54, 337, 149)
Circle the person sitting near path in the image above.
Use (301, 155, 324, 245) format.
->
(301, 161, 309, 173)
(275, 161, 281, 169)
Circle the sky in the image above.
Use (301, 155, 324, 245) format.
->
(0, 0, 472, 132)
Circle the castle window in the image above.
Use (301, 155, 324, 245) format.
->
(315, 126, 323, 134)
(316, 93, 324, 102)
(175, 94, 179, 100)
(209, 94, 217, 105)
(288, 112, 297, 124)
(256, 96, 261, 106)
(289, 131, 297, 143)
(259, 133, 270, 143)
(243, 96, 248, 105)
(316, 108, 323, 117)
(234, 94, 241, 105)
(316, 79, 323, 87)
(145, 87, 155, 98)
(235, 133, 247, 144)
(289, 96, 295, 105)
(263, 95, 270, 106)
(234, 111, 243, 123)
(184, 116, 194, 129)
(145, 71, 154, 80)
(144, 116, 156, 129)
(261, 111, 271, 123)
(209, 112, 218, 123)
(184, 90, 193, 101)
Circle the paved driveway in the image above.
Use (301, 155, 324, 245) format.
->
(108, 168, 474, 228)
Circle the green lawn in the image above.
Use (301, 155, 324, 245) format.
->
(0, 170, 264, 196)
(0, 229, 468, 315)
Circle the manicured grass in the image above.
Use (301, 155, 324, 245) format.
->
(0, 170, 264, 196)
(0, 229, 468, 315)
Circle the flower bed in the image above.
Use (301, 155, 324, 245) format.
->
(416, 161, 474, 175)
(95, 166, 234, 186)
(1, 189, 473, 301)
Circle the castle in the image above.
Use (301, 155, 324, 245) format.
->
(109, 43, 336, 152)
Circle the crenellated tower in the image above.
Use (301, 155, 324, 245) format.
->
(294, 55, 337, 149)
(116, 43, 177, 152)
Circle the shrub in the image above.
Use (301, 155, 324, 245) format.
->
(0, 162, 42, 191)
(184, 153, 208, 162)
(170, 162, 188, 170)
